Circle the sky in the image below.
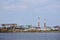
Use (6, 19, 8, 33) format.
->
(0, 0, 60, 27)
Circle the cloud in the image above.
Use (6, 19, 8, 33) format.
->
(3, 4, 27, 11)
(1, 0, 48, 10)
(0, 0, 60, 11)
(1, 0, 28, 11)
(48, 5, 60, 8)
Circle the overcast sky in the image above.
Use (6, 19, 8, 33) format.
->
(0, 0, 60, 27)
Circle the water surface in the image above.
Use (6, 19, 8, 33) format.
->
(0, 32, 60, 40)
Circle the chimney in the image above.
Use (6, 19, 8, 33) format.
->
(38, 17, 40, 29)
(44, 19, 46, 30)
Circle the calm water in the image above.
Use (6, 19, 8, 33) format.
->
(0, 32, 60, 40)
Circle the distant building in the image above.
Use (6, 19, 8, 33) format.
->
(25, 25, 32, 28)
(1, 24, 17, 32)
(1, 24, 17, 27)
(53, 25, 60, 30)
(15, 25, 25, 30)
(1, 24, 17, 28)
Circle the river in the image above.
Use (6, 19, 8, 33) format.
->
(0, 32, 60, 40)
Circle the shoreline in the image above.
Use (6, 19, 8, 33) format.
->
(0, 31, 60, 33)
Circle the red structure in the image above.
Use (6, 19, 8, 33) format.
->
(38, 17, 40, 29)
(44, 19, 46, 30)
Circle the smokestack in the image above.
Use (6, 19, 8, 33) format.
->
(38, 17, 40, 29)
(44, 19, 46, 30)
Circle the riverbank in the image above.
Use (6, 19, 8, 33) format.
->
(0, 30, 60, 33)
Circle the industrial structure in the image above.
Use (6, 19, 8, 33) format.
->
(37, 17, 40, 29)
(0, 17, 60, 32)
(44, 19, 46, 30)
